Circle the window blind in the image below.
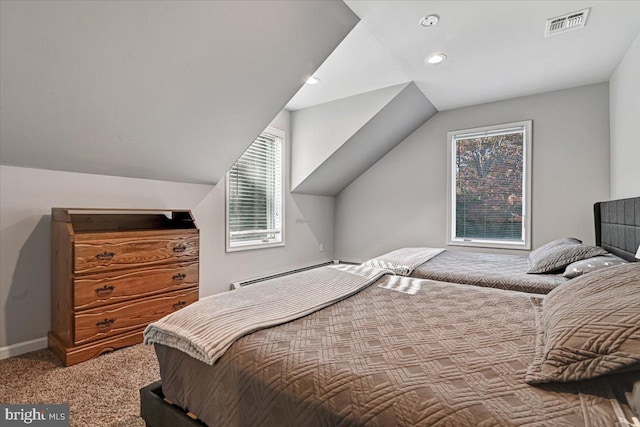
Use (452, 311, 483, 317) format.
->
(227, 132, 283, 248)
(453, 126, 525, 243)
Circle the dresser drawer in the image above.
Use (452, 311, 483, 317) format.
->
(74, 288, 198, 345)
(74, 261, 199, 310)
(74, 231, 199, 275)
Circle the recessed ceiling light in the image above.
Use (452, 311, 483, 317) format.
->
(306, 76, 321, 85)
(426, 53, 447, 65)
(419, 15, 439, 27)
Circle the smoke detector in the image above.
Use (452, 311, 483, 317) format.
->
(419, 15, 439, 27)
(545, 8, 590, 37)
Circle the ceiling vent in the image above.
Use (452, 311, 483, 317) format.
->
(545, 8, 590, 37)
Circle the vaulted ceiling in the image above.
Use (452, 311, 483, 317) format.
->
(2, 1, 639, 191)
(291, 83, 436, 196)
(290, 1, 640, 112)
(0, 1, 358, 184)
(284, 0, 640, 195)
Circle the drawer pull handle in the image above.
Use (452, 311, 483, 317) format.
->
(95, 285, 115, 297)
(96, 251, 115, 261)
(172, 273, 186, 281)
(96, 318, 116, 332)
(173, 244, 187, 253)
(172, 301, 187, 310)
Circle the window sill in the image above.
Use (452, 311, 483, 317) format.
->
(226, 241, 285, 253)
(447, 239, 531, 251)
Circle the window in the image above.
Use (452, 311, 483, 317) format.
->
(226, 127, 284, 252)
(447, 120, 532, 250)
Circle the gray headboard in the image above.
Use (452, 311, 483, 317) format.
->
(594, 197, 640, 262)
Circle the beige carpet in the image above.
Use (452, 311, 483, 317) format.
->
(0, 344, 160, 427)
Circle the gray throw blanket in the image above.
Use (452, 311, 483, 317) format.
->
(361, 247, 445, 275)
(144, 264, 390, 365)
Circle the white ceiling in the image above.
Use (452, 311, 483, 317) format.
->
(2, 1, 638, 186)
(332, 0, 640, 111)
(286, 22, 410, 111)
(0, 1, 358, 184)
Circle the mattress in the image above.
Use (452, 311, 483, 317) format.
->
(155, 277, 636, 426)
(411, 250, 567, 294)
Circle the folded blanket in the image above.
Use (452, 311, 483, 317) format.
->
(143, 264, 390, 365)
(361, 247, 445, 275)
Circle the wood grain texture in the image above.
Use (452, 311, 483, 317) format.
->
(69, 213, 197, 233)
(51, 207, 71, 222)
(49, 329, 145, 366)
(74, 261, 199, 310)
(74, 288, 198, 345)
(49, 208, 199, 366)
(74, 231, 199, 275)
(50, 219, 74, 346)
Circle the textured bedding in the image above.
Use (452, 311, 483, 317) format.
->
(144, 264, 389, 365)
(361, 247, 445, 275)
(155, 277, 636, 426)
(411, 250, 567, 294)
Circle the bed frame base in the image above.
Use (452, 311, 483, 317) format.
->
(140, 381, 206, 427)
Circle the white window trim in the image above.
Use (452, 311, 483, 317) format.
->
(446, 120, 532, 250)
(225, 126, 286, 253)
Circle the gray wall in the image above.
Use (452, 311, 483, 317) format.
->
(292, 83, 437, 196)
(0, 110, 334, 352)
(291, 84, 405, 190)
(335, 83, 611, 262)
(610, 33, 640, 199)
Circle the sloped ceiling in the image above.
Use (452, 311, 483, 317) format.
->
(345, 0, 640, 111)
(0, 0, 358, 184)
(286, 22, 410, 111)
(288, 21, 435, 197)
(285, 1, 640, 112)
(292, 82, 437, 196)
(291, 83, 409, 191)
(285, 1, 640, 197)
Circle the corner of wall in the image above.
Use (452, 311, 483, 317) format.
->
(609, 32, 640, 199)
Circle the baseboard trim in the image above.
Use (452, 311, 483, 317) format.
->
(0, 337, 48, 359)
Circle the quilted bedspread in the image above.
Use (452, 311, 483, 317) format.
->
(145, 264, 390, 365)
(155, 276, 636, 426)
(411, 250, 567, 294)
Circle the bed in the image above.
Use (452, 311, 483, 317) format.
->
(409, 250, 567, 294)
(406, 197, 640, 294)
(140, 197, 640, 426)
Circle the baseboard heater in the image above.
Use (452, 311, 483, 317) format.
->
(230, 260, 359, 290)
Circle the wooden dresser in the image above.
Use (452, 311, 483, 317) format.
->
(49, 208, 199, 366)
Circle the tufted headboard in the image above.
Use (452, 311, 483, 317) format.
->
(594, 197, 640, 262)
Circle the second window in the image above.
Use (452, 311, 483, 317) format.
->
(447, 120, 532, 250)
(226, 127, 284, 252)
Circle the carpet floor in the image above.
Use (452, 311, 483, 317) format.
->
(0, 344, 160, 427)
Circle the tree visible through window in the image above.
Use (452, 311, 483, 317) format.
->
(448, 121, 531, 249)
(226, 128, 284, 251)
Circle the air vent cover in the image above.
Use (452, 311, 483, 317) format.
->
(545, 8, 590, 37)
